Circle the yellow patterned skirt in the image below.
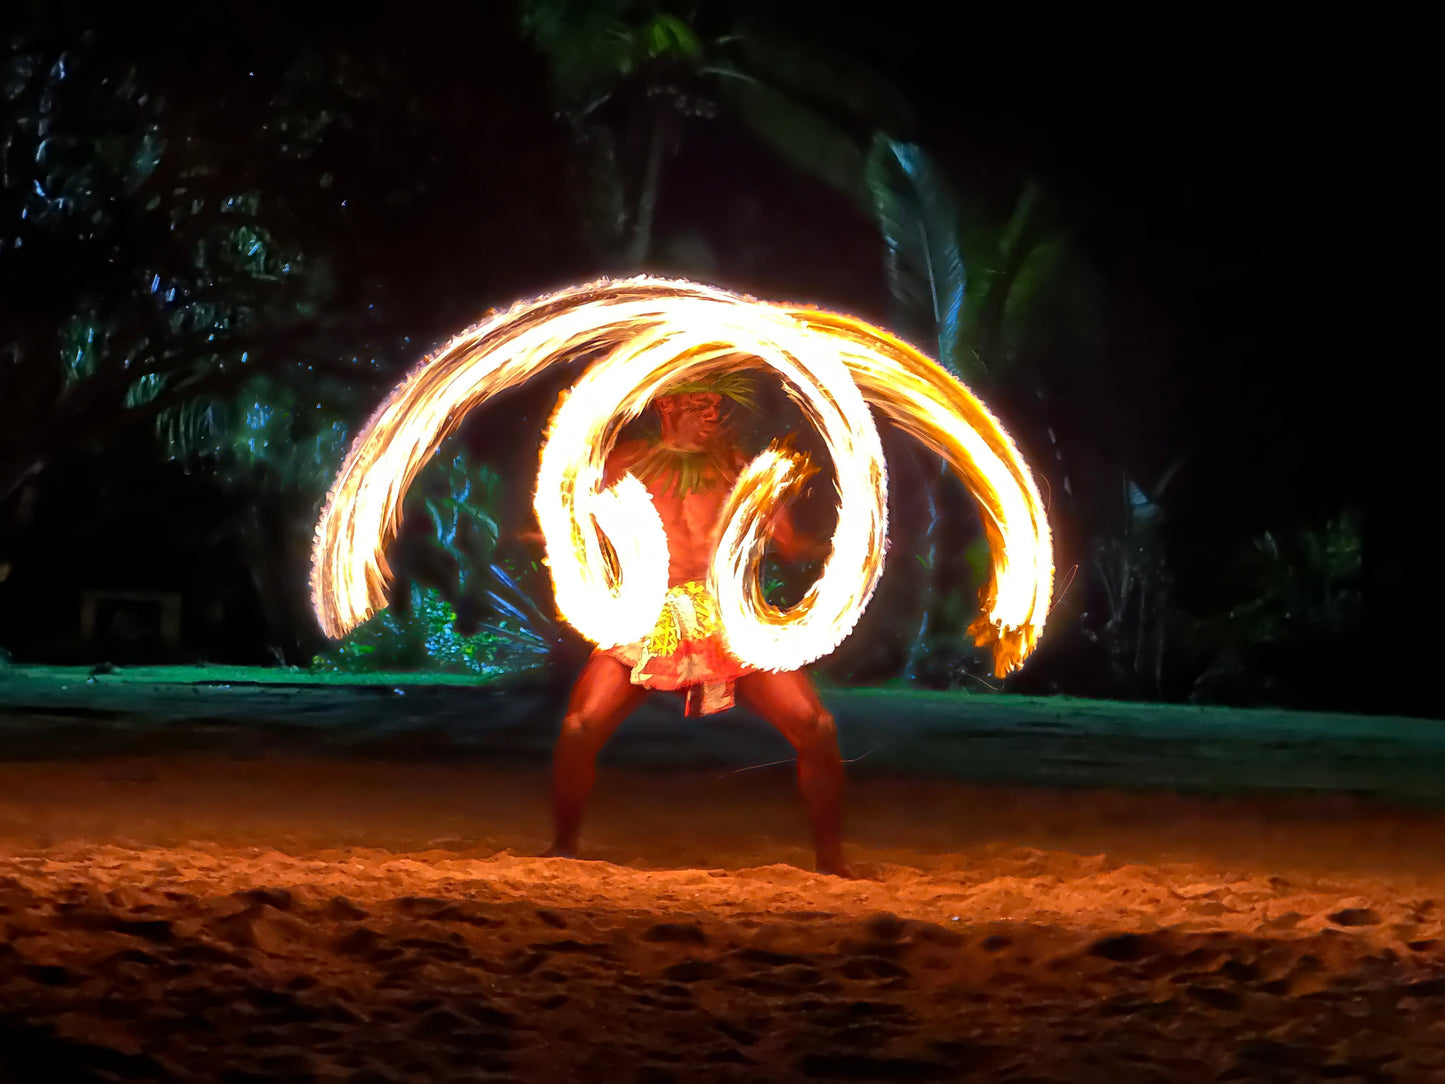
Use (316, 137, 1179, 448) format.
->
(600, 581, 754, 716)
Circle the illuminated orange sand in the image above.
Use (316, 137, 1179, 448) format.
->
(5, 758, 1445, 1081)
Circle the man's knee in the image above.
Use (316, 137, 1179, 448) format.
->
(559, 710, 606, 750)
(793, 709, 838, 752)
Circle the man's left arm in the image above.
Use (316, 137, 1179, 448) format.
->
(770, 502, 830, 564)
(723, 444, 829, 564)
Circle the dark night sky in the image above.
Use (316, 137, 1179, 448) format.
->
(648, 3, 1371, 598)
(3, 2, 1384, 702)
(818, 5, 1367, 517)
(35, 0, 1366, 535)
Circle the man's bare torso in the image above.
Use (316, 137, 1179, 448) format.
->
(606, 438, 738, 586)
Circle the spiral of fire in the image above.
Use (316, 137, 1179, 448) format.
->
(311, 277, 1053, 677)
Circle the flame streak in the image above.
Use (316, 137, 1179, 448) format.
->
(789, 311, 1053, 674)
(311, 277, 1052, 676)
(533, 308, 888, 669)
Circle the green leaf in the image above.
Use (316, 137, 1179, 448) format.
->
(966, 183, 1049, 378)
(644, 14, 702, 59)
(718, 72, 869, 208)
(864, 136, 968, 378)
(728, 32, 914, 136)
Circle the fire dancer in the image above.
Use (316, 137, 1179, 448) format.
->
(310, 279, 1055, 880)
(536, 374, 854, 877)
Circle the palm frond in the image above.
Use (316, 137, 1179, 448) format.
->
(864, 135, 969, 379)
(968, 182, 1049, 377)
(489, 562, 559, 635)
(716, 71, 871, 209)
(726, 32, 915, 136)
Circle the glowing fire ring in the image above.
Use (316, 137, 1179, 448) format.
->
(311, 277, 1053, 676)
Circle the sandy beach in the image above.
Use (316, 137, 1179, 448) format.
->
(5, 753, 1445, 1082)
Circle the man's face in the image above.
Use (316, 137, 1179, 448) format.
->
(657, 392, 723, 450)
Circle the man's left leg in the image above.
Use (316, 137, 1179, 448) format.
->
(735, 669, 854, 878)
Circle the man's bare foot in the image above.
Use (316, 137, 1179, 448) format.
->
(816, 855, 858, 879)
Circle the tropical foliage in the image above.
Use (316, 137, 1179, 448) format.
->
(520, 0, 911, 267)
(0, 8, 583, 665)
(308, 438, 560, 677)
(1186, 510, 1362, 710)
(387, 450, 559, 664)
(0, 6, 1363, 710)
(854, 134, 1070, 686)
(0, 30, 356, 503)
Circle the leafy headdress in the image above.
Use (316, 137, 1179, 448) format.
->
(653, 368, 759, 412)
(633, 367, 759, 496)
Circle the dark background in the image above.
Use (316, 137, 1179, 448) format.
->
(0, 3, 1379, 713)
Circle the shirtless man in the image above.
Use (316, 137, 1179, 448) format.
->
(541, 380, 854, 877)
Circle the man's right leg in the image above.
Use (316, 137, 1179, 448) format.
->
(544, 652, 649, 858)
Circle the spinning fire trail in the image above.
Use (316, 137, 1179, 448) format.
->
(311, 277, 1054, 676)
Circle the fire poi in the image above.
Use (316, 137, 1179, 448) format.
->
(310, 277, 1053, 876)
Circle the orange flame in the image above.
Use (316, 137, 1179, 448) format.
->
(311, 277, 1052, 676)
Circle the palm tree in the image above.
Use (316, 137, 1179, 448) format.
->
(863, 135, 1063, 683)
(2, 10, 589, 667)
(0, 25, 376, 504)
(311, 445, 562, 677)
(518, 0, 912, 267)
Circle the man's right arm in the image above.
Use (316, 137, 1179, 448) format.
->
(603, 439, 649, 487)
(518, 440, 651, 547)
